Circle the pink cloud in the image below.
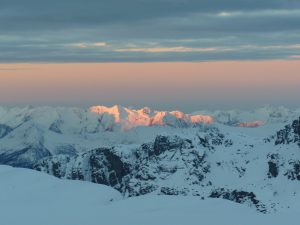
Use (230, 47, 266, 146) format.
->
(289, 55, 300, 59)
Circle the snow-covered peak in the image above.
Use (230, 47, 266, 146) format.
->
(90, 105, 124, 123)
(236, 120, 264, 128)
(0, 105, 299, 137)
(193, 105, 300, 126)
(90, 105, 213, 129)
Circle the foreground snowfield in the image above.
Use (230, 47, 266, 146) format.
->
(0, 166, 299, 225)
(0, 165, 121, 225)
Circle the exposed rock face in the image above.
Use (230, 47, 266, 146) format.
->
(209, 189, 266, 213)
(0, 144, 51, 168)
(89, 148, 130, 187)
(267, 154, 279, 178)
(284, 160, 300, 181)
(127, 135, 210, 197)
(196, 127, 233, 151)
(153, 135, 193, 156)
(34, 135, 210, 197)
(35, 147, 130, 192)
(49, 120, 63, 134)
(292, 118, 300, 136)
(34, 132, 286, 212)
(275, 117, 300, 146)
(0, 124, 12, 138)
(268, 162, 278, 178)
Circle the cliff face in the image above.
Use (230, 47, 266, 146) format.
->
(275, 117, 300, 146)
(35, 148, 130, 192)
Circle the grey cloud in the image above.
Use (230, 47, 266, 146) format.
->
(1, 0, 299, 33)
(0, 0, 300, 62)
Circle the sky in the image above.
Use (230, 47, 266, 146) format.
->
(1, 0, 300, 62)
(1, 61, 300, 112)
(1, 0, 300, 111)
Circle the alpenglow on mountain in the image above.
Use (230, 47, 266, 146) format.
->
(0, 104, 300, 216)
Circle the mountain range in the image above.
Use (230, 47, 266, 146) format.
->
(0, 105, 300, 216)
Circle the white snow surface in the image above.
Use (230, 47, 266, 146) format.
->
(0, 165, 299, 225)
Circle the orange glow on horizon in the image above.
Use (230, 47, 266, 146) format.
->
(0, 60, 300, 111)
(236, 120, 264, 128)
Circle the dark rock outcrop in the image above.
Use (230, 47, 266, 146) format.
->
(35, 147, 130, 192)
(268, 162, 278, 178)
(0, 144, 51, 168)
(275, 117, 300, 146)
(267, 154, 279, 178)
(126, 135, 210, 196)
(210, 188, 267, 213)
(197, 128, 233, 151)
(153, 135, 193, 156)
(284, 160, 300, 181)
(0, 124, 13, 138)
(89, 148, 130, 187)
(34, 135, 210, 197)
(49, 120, 63, 134)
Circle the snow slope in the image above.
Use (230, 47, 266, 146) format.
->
(0, 165, 299, 225)
(0, 165, 121, 225)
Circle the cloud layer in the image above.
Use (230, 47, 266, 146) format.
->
(1, 0, 300, 62)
